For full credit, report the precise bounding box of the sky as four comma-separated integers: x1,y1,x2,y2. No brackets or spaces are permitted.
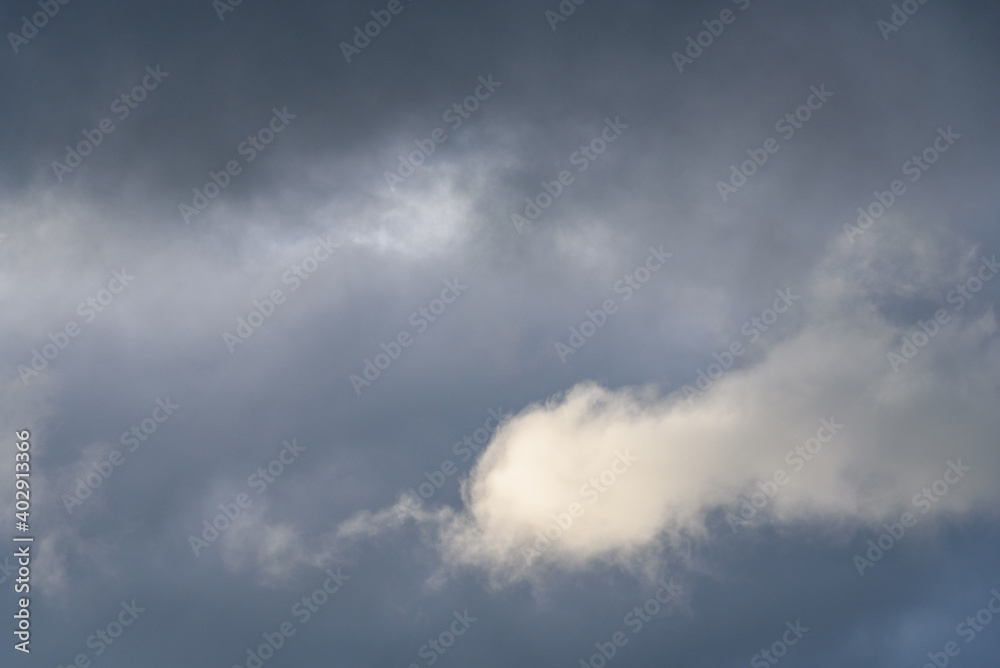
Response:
1,0,1000,666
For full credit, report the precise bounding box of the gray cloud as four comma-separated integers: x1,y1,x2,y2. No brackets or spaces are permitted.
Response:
1,0,999,666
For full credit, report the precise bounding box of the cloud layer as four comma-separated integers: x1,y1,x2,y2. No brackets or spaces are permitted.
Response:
340,224,1000,586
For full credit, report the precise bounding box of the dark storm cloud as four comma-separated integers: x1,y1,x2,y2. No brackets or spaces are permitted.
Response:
1,0,999,666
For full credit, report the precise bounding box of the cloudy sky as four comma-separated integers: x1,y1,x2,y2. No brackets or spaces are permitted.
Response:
2,0,1000,666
